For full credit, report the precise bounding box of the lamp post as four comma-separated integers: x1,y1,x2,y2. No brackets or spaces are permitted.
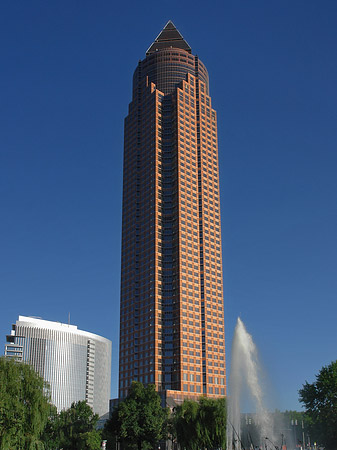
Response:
301,421,305,450
291,419,298,449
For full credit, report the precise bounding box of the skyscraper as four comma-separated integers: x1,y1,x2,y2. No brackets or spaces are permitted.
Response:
119,21,226,403
5,316,111,416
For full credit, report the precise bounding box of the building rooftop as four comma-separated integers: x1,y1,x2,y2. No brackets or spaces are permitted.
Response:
13,315,111,344
146,20,191,55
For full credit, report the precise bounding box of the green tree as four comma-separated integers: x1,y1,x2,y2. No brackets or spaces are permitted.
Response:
299,360,337,450
104,382,169,450
174,397,227,450
198,397,227,449
0,356,52,450
102,408,118,450
41,405,61,450
56,400,101,450
174,399,199,450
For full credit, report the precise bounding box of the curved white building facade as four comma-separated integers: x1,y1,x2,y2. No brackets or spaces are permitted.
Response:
5,316,111,417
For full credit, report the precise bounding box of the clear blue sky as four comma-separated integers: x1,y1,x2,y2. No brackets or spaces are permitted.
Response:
1,0,336,411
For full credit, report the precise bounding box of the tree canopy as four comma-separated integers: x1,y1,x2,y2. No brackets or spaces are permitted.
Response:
174,397,227,450
0,356,52,450
45,400,101,450
174,398,199,450
104,382,169,450
299,360,337,450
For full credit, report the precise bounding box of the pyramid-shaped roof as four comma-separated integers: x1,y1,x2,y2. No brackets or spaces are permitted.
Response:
146,21,191,55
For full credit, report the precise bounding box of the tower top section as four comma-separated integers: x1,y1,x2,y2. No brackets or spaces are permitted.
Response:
146,20,192,55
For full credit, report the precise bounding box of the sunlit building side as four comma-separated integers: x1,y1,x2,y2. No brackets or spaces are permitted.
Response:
119,21,226,404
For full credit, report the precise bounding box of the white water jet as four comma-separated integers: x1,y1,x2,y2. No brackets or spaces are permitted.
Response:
227,318,275,450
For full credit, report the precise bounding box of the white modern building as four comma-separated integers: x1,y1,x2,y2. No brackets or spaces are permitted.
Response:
5,315,111,417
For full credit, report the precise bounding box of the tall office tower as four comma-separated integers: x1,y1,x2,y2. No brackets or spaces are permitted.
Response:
5,316,111,416
119,21,226,403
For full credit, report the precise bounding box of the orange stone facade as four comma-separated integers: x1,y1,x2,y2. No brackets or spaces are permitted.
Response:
119,22,226,403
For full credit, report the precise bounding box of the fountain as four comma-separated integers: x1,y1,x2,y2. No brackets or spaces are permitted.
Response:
227,318,277,450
